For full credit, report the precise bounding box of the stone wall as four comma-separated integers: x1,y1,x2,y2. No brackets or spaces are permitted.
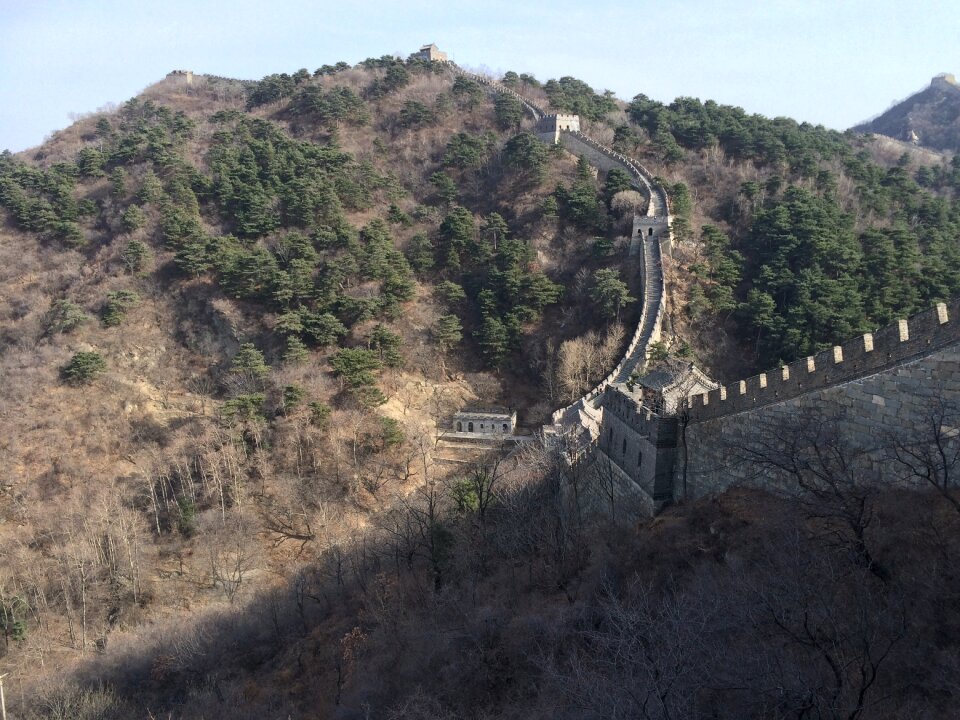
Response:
686,300,960,422
596,387,678,507
549,133,670,427
451,61,671,446
679,341,960,500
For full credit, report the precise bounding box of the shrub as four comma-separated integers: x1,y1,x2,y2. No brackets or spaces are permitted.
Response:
101,290,140,327
61,351,107,385
44,299,86,334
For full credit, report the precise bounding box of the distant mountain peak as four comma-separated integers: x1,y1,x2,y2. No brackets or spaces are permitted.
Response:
855,73,960,152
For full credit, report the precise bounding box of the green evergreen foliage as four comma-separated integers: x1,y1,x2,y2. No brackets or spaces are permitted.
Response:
61,351,107,385
541,195,559,217
398,100,435,129
283,335,310,364
120,205,146,233
628,94,849,172
77,148,107,177
246,73,300,109
429,171,458,205
309,400,332,427
603,167,633,205
282,384,306,412
121,238,151,273
290,85,369,127
314,62,350,77
503,132,549,181
476,314,509,367
443,132,492,169
0,596,27,644
557,168,602,231
176,496,197,536
451,76,484,108
434,314,463,353
519,73,540,88
231,343,271,379
482,213,509,250
110,167,128,196
494,93,524,130
330,348,383,388
740,187,866,364
435,280,467,305
647,340,669,363
590,268,635,321
44,299,87,334
438,207,475,269
387,204,412,226
207,115,383,237
368,324,404,367
405,232,434,274
101,290,140,327
543,76,617,121
365,62,410,98
222,393,266,423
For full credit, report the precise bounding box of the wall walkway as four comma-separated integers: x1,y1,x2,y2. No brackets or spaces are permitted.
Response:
451,65,672,443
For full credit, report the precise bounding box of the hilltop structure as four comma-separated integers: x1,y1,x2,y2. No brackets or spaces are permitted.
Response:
166,70,194,84
416,44,448,63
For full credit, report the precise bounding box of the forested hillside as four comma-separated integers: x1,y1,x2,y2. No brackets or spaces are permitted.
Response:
2,53,960,719
0,55,647,717
617,92,960,370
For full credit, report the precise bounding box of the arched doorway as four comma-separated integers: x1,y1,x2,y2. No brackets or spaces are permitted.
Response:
457,421,462,431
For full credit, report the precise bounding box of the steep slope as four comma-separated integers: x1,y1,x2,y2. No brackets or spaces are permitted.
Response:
0,54,657,699
855,73,960,152
4,52,960,720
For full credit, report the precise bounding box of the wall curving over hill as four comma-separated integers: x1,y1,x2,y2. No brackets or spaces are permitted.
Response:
452,64,672,441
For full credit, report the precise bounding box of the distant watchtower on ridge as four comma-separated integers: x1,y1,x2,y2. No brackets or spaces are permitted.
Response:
166,70,194,85
931,73,958,91
416,44,448,63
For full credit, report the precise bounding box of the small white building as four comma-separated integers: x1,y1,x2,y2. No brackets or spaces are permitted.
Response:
452,406,516,436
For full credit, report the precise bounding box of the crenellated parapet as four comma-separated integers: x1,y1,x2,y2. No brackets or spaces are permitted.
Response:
450,65,546,121
687,300,960,422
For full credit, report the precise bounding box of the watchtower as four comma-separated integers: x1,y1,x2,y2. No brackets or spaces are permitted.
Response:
537,114,580,144
166,70,194,85
416,44,448,63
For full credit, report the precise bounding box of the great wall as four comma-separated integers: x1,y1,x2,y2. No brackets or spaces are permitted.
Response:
451,64,672,443
450,53,960,514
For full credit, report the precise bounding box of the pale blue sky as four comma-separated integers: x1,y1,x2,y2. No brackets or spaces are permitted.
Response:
1,0,957,152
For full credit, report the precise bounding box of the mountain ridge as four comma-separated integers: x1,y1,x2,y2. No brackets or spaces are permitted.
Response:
854,72,960,152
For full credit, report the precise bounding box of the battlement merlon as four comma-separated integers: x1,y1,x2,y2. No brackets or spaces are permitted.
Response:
687,300,960,422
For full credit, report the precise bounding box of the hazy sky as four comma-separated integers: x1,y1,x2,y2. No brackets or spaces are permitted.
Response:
1,0,958,152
